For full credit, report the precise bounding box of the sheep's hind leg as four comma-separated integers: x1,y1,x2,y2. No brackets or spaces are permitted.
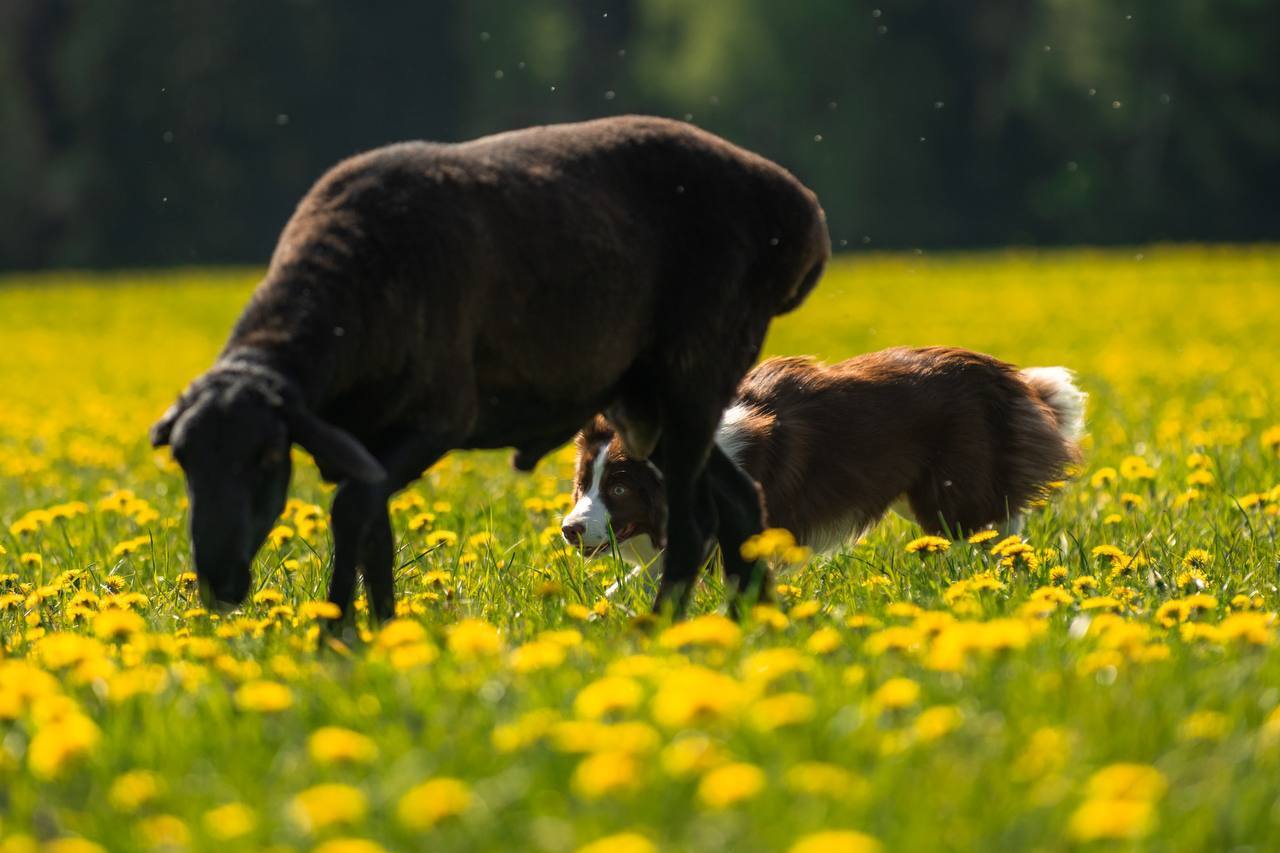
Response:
650,404,721,617
707,446,769,616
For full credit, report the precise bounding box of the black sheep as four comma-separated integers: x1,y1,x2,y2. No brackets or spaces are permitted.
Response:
150,115,829,622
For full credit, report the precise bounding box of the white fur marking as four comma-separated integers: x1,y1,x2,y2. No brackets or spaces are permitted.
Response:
715,403,754,465
562,451,612,547
1021,366,1087,441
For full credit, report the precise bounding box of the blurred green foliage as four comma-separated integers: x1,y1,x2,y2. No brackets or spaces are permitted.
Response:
1,0,1276,269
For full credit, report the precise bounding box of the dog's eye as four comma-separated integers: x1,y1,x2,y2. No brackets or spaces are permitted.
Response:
610,484,628,497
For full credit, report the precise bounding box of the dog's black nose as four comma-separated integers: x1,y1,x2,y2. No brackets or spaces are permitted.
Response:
562,522,585,544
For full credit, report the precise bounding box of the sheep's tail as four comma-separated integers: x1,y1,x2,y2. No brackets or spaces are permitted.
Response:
1019,366,1087,442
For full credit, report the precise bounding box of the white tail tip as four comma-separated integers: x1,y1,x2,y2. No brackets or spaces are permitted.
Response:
1021,366,1087,441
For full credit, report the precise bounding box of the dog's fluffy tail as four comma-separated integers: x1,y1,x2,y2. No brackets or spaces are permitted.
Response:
1020,366,1087,442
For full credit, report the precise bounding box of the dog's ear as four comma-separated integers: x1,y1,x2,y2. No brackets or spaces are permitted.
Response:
290,409,386,484
149,403,184,448
577,414,615,450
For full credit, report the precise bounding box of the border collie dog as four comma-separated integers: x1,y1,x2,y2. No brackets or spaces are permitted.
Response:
562,347,1085,589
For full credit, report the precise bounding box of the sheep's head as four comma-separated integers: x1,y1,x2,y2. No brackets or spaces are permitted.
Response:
150,366,384,609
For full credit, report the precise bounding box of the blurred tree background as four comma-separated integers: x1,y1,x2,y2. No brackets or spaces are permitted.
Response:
1,0,1276,270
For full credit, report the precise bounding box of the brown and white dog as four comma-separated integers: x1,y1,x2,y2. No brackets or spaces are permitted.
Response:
562,347,1085,591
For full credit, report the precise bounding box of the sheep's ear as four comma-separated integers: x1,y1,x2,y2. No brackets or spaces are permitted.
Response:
149,404,183,448
290,410,386,484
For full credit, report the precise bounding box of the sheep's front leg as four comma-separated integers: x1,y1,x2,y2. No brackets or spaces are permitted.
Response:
360,503,396,622
327,479,384,631
326,436,448,632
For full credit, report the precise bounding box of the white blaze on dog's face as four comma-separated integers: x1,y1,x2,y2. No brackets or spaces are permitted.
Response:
562,418,665,555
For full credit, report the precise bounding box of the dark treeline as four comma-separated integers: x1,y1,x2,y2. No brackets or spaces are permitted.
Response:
2,0,1277,270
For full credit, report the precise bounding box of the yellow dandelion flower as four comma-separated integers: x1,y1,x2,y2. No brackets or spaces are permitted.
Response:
870,677,920,711
396,777,472,830
1085,763,1168,801
572,750,641,799
313,839,388,853
563,602,592,621
108,769,163,813
203,803,256,840
790,599,822,619
1012,727,1070,780
650,666,747,728
233,680,293,713
576,832,655,853
1175,568,1207,591
376,618,427,649
299,600,342,621
864,626,924,656
1261,425,1280,454
788,830,882,853
574,677,644,720
905,535,950,555
1068,799,1156,842
136,815,189,849
92,609,145,642
1090,466,1118,488
266,525,294,548
697,761,765,809
290,784,367,832
1186,469,1214,487
510,639,567,673
741,647,812,685
251,588,284,606
1118,455,1155,480
806,626,842,655
308,726,378,765
1119,491,1145,509
748,692,816,731
425,529,458,548
44,839,106,853
446,618,503,658
657,613,741,650
752,604,790,630
1182,548,1212,570
28,713,100,779
1218,611,1273,645
1178,711,1228,742
783,762,866,800
914,705,963,741
1072,575,1099,595
660,733,726,778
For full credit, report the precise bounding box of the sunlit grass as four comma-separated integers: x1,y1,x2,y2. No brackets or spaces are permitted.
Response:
2,245,1280,851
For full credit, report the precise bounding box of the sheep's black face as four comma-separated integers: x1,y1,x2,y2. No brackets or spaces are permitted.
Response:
164,387,292,608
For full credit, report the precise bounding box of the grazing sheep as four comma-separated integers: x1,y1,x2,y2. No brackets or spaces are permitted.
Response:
150,115,829,622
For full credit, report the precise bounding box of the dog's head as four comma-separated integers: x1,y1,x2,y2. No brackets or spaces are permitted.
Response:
562,416,666,554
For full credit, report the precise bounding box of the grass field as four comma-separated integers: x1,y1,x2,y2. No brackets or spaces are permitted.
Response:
2,246,1280,852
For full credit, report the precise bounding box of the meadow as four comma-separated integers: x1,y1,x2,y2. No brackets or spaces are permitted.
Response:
2,245,1280,852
